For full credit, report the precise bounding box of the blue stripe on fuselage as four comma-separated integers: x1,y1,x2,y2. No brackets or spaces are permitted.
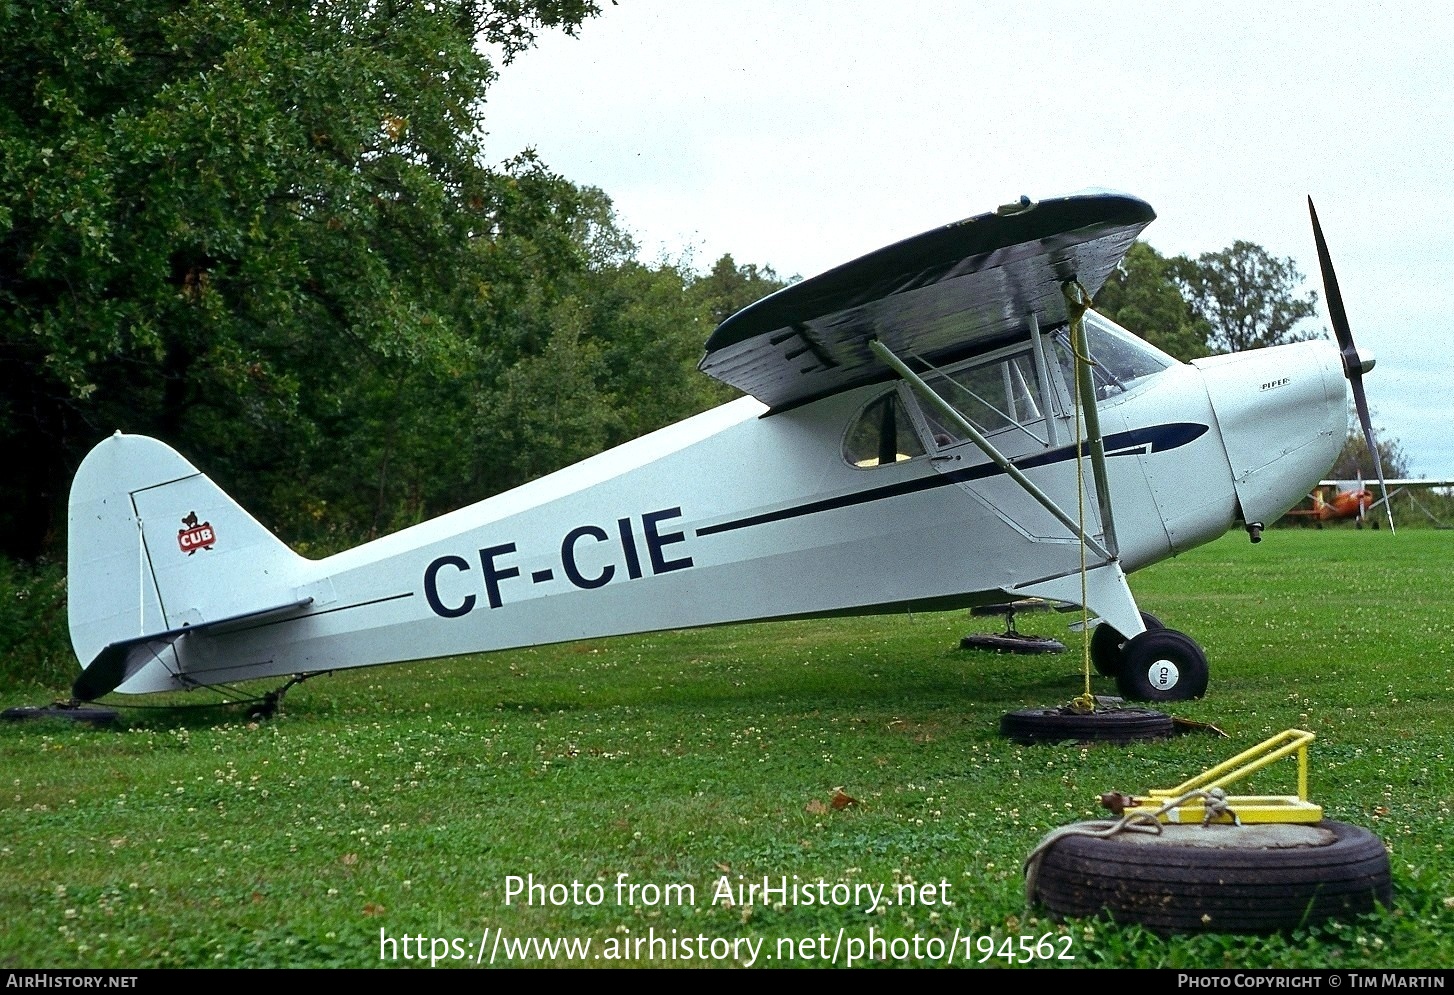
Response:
695,422,1207,537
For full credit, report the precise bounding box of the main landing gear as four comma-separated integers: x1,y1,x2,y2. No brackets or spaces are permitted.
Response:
1090,613,1209,702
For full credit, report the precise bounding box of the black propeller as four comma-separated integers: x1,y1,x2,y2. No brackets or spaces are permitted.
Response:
1308,197,1394,532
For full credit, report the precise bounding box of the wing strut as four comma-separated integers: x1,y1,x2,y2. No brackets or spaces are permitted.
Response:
1064,283,1121,560
1027,313,1062,449
867,338,1112,562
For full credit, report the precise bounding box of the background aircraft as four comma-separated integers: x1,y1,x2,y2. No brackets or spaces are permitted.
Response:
1284,476,1454,528
63,193,1385,706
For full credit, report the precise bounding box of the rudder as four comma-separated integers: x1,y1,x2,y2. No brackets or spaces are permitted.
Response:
68,433,307,693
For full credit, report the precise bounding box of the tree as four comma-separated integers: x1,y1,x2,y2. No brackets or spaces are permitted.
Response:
691,254,792,327
1167,242,1320,353
0,0,601,559
1326,422,1411,482
1092,241,1211,362
477,236,735,498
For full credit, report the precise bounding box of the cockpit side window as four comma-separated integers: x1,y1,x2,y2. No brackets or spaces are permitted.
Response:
917,350,1049,448
843,389,926,468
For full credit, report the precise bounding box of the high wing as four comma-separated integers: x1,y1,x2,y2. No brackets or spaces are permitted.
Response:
699,191,1155,409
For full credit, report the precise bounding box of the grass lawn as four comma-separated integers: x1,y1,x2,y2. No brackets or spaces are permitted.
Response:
2,528,1452,969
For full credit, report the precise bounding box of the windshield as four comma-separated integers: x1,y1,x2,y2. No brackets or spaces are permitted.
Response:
1054,311,1176,400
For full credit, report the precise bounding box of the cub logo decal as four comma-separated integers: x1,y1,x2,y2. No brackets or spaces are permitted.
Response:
177,511,216,555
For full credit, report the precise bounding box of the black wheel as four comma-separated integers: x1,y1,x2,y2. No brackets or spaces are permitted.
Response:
1115,628,1208,701
1089,611,1163,678
1031,819,1392,934
999,706,1172,745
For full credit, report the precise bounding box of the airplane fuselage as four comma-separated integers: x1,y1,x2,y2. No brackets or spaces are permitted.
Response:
73,329,1347,696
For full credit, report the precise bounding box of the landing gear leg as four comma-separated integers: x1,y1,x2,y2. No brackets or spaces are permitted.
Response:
249,671,329,720
1015,562,1211,701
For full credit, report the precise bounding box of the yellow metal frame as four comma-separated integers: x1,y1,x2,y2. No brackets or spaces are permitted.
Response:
1132,729,1323,824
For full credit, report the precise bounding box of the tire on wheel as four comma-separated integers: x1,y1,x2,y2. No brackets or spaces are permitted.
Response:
1030,819,1392,934
999,706,1173,745
1089,611,1163,679
1115,628,1208,701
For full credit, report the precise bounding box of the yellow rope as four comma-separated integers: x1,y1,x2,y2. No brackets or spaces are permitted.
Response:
1022,786,1233,905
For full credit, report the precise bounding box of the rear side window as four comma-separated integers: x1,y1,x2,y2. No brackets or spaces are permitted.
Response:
843,391,926,467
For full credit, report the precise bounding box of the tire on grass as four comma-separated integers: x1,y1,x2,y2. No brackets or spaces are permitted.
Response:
1115,627,1209,702
1,705,119,726
960,633,1065,654
1030,819,1392,934
999,706,1173,745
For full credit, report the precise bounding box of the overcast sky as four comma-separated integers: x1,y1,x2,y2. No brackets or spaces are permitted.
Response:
481,2,1454,478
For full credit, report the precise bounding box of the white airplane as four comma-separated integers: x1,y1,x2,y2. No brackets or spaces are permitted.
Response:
65,192,1379,706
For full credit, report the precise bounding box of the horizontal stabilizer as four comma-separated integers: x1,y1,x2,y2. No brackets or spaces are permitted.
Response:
71,598,313,701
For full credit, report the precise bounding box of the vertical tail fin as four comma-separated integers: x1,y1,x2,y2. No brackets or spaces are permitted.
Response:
68,433,308,695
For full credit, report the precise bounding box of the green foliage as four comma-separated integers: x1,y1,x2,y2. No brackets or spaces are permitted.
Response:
1093,242,1211,362
1328,425,1412,482
0,0,800,561
1097,240,1326,361
0,557,71,689
691,253,792,327
1168,241,1321,354
280,204,770,544
0,0,602,559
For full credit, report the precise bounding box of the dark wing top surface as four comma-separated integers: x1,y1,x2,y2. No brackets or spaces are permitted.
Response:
700,192,1155,408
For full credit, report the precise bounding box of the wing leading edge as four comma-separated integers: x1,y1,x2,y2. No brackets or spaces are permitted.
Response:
700,192,1155,408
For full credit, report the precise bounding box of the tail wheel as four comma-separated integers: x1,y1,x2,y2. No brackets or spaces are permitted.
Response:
1115,628,1209,702
1088,611,1163,678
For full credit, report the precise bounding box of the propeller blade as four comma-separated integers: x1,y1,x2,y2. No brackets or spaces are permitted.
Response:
1308,197,1395,533
1351,377,1394,532
1309,198,1355,362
